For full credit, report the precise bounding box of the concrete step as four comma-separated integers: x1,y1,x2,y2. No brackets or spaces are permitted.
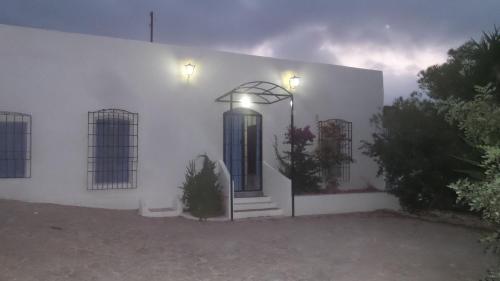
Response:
234,201,277,211
234,207,283,219
234,191,264,198
234,196,272,204
232,196,283,219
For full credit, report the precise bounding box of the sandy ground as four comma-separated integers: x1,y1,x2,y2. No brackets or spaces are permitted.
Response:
0,199,495,281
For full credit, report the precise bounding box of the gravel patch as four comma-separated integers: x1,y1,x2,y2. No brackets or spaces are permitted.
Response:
0,199,495,281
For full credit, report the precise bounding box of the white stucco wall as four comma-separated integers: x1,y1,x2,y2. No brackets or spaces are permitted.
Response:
295,193,400,216
216,160,232,219
262,161,292,216
0,24,385,210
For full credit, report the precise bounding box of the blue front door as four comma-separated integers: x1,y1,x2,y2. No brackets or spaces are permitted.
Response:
223,108,262,192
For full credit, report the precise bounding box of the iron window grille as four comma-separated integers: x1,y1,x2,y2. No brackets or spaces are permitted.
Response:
0,112,31,178
87,109,138,190
317,119,352,183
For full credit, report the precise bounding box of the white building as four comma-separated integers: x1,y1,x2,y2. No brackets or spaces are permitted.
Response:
0,24,398,219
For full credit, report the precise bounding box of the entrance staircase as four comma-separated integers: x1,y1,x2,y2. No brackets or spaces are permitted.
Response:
233,196,282,219
217,159,289,220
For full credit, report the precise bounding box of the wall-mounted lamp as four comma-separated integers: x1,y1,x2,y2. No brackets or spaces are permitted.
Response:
289,75,300,89
184,63,196,80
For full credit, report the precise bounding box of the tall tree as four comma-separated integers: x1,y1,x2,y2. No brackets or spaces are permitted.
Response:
362,26,499,211
418,27,500,101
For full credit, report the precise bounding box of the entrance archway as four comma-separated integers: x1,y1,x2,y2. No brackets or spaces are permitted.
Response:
215,81,295,220
223,108,263,196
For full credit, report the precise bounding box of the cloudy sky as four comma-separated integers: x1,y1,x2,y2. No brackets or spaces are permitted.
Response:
1,0,499,103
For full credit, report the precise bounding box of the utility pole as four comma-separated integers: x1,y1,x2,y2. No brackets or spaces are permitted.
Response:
149,11,154,42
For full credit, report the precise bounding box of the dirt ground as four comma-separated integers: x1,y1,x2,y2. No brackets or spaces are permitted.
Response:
0,199,495,281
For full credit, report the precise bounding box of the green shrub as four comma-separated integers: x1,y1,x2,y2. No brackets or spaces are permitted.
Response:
361,93,475,211
180,154,224,220
362,26,500,212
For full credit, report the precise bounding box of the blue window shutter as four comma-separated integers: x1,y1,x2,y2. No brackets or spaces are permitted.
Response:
0,122,27,178
94,119,130,184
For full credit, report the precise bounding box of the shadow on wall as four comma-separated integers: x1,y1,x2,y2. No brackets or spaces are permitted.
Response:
91,69,144,107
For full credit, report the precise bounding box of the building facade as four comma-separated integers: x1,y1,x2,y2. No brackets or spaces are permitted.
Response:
0,24,398,217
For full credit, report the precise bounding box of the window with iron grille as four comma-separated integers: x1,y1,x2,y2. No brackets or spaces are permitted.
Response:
87,109,138,190
0,112,31,178
317,119,352,183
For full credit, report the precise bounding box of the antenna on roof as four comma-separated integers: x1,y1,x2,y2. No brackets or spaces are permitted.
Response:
149,11,154,43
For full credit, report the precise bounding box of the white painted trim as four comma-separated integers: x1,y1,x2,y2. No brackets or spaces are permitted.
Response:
262,161,292,216
217,160,232,220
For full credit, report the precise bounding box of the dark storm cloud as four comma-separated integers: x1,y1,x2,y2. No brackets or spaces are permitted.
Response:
1,0,499,103
2,0,497,45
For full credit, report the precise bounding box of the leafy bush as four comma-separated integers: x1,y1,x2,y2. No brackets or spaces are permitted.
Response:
274,126,321,194
361,93,476,211
441,85,500,146
361,26,499,212
180,154,224,220
441,85,500,280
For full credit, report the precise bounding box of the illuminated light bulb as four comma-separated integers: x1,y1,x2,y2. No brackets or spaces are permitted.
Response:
184,63,195,77
240,95,252,108
289,75,300,89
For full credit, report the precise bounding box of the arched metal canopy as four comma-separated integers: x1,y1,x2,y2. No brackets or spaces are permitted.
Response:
215,81,293,104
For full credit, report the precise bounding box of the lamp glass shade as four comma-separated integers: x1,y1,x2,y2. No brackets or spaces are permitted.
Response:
184,63,195,76
290,75,300,88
